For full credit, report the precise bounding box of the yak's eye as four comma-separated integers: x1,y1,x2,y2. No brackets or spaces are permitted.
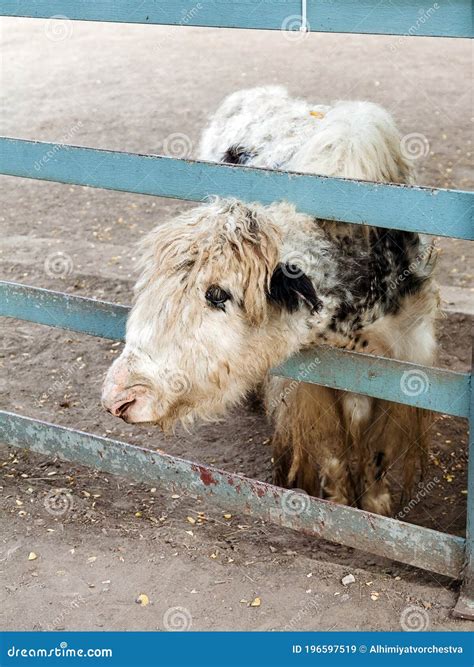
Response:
205,285,231,310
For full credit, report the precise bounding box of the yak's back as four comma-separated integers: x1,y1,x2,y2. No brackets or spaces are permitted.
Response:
198,86,414,185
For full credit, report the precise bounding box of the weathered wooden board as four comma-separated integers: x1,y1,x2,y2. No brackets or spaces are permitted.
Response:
0,410,465,579
273,348,471,419
0,280,128,340
1,0,472,37
0,281,470,417
1,138,473,240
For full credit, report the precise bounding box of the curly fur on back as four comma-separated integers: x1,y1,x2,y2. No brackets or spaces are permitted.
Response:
199,85,414,183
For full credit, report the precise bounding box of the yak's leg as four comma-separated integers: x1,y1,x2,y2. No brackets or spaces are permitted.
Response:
358,445,393,517
266,378,355,505
353,401,431,516
398,405,432,508
318,455,355,506
341,394,393,516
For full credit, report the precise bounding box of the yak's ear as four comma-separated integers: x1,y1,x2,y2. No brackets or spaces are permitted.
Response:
268,263,323,314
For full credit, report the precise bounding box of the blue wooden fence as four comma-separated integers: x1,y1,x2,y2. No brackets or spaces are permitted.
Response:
0,138,472,241
1,0,472,37
0,1,473,618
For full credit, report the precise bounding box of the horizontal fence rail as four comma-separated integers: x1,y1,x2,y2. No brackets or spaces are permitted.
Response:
0,281,129,341
273,350,471,419
1,0,472,38
1,138,473,240
0,281,470,418
0,411,465,579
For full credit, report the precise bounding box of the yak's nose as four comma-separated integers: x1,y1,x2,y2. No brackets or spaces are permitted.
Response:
102,354,158,424
107,398,136,419
102,372,156,424
101,367,137,419
102,384,156,424
102,383,136,418
102,354,135,418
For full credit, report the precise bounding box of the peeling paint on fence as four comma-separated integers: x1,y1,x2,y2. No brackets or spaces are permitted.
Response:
0,410,465,579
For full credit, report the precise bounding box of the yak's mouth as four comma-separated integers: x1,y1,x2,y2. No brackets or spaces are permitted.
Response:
117,398,193,432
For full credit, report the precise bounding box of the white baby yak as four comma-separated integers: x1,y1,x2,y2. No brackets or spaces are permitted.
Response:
102,86,438,516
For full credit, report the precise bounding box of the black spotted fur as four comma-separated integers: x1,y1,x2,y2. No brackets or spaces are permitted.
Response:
222,145,256,165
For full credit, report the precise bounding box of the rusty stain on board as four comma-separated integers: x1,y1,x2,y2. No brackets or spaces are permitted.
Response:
194,464,218,487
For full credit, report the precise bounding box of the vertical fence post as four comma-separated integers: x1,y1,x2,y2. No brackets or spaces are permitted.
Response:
453,347,474,619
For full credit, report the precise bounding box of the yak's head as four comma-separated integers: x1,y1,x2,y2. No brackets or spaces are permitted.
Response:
102,199,324,430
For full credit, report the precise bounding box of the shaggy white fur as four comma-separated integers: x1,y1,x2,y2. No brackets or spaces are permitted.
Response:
102,87,438,516
199,85,414,183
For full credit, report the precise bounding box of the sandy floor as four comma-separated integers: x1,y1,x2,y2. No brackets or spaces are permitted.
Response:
0,19,472,631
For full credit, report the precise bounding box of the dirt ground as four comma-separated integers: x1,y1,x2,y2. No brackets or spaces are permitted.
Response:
0,19,473,632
